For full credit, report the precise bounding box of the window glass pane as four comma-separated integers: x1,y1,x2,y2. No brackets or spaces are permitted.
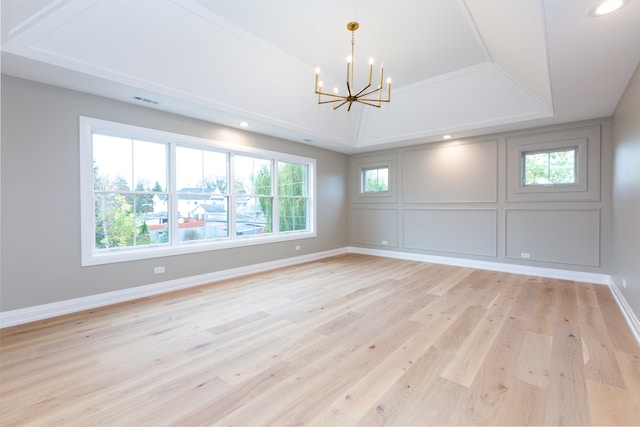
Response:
95,193,135,249
93,134,169,251
235,155,272,235
93,134,133,191
176,146,227,191
278,162,307,196
93,135,167,192
279,198,307,232
236,196,271,235
362,167,389,192
523,148,576,186
235,155,272,195
133,140,167,192
177,195,229,241
140,207,169,245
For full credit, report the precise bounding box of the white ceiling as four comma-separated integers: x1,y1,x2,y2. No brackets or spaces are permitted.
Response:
2,0,639,153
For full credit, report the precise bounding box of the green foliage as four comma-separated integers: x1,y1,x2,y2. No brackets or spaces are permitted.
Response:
254,165,273,232
363,168,388,192
524,149,575,185
253,162,308,233
134,180,154,214
94,168,163,249
96,193,135,248
278,162,307,231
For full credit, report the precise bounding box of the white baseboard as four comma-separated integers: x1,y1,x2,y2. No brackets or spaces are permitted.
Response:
3,246,637,344
348,247,611,284
0,248,348,328
607,278,640,345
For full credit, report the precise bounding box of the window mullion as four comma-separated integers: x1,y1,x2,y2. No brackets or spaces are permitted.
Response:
272,159,279,234
229,153,237,238
169,142,179,246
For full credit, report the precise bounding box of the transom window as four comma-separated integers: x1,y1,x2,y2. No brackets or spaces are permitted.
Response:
522,147,577,186
80,117,315,266
361,166,389,193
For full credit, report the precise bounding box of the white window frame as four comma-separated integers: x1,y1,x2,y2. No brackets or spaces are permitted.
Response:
516,138,587,194
361,165,390,194
357,161,392,199
80,117,316,266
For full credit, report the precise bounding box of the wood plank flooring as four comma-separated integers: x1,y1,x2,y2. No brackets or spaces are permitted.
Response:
1,254,639,426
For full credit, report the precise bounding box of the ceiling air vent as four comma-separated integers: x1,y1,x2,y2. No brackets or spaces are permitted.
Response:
133,96,159,105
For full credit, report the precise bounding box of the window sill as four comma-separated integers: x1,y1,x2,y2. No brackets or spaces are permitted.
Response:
82,231,316,266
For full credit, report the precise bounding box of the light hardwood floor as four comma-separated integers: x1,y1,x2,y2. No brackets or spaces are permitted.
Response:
1,254,639,426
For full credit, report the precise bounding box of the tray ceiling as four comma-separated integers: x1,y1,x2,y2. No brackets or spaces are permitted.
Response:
2,0,639,153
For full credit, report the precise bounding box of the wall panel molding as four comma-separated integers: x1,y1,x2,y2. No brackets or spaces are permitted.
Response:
403,208,498,257
505,209,600,266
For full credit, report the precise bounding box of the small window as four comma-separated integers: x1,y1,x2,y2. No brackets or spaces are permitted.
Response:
362,166,389,193
522,147,577,186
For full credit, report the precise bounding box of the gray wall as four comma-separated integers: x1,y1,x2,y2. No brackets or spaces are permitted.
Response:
350,120,612,274
0,76,349,311
611,63,640,318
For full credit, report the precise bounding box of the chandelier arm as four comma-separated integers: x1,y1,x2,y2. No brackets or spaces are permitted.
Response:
346,80,353,97
356,99,383,108
358,92,390,102
353,83,373,98
315,91,349,100
357,87,383,98
359,97,390,103
318,99,344,105
333,100,349,110
358,98,391,105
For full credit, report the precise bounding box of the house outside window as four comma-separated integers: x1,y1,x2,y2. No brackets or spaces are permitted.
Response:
80,117,316,266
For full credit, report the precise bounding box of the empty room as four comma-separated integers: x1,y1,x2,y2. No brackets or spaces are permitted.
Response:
1,0,639,425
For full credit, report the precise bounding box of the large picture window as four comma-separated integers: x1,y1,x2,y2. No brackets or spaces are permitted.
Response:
80,117,315,265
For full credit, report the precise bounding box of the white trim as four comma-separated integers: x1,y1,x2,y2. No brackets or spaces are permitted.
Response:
0,248,348,328
348,247,611,284
4,246,638,345
80,116,317,266
607,278,640,345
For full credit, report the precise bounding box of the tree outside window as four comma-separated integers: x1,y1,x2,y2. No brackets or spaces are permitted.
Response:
362,166,389,193
522,148,576,186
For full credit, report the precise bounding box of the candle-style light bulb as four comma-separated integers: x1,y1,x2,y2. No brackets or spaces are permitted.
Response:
368,57,373,84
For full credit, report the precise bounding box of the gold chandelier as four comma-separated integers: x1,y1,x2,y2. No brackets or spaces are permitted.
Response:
315,22,391,111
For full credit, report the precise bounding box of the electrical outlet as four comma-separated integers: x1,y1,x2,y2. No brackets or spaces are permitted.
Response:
154,266,165,274
382,240,388,245
520,252,530,259
622,278,627,289
295,245,301,251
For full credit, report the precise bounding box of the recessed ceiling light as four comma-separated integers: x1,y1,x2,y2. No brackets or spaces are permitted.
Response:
589,0,628,16
239,121,249,127
443,134,452,140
